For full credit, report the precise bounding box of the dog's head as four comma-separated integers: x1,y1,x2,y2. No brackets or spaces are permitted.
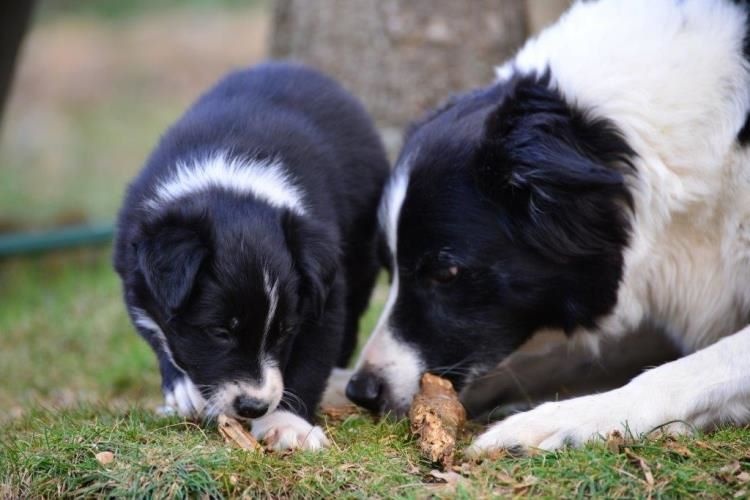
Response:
135,193,337,419
347,74,635,415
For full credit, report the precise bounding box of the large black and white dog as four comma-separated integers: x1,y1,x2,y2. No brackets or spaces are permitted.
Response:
347,0,750,454
114,62,388,450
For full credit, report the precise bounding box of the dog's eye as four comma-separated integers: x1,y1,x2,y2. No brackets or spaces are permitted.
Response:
229,317,239,331
431,266,459,285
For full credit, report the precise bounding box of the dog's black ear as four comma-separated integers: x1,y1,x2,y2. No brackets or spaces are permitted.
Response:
473,78,631,201
471,77,634,260
136,225,208,312
283,212,339,319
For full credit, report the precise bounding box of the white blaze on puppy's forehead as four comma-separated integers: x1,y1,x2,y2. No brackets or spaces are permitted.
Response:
205,359,284,419
146,151,306,215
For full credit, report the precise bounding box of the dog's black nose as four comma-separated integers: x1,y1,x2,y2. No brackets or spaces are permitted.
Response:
234,395,269,419
345,371,383,412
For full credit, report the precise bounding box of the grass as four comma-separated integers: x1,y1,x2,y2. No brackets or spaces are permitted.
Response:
2,251,750,498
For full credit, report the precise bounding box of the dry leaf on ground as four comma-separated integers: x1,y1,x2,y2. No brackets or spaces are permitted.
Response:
663,437,693,458
95,451,114,465
428,469,465,486
625,448,655,488
606,430,625,453
218,414,262,452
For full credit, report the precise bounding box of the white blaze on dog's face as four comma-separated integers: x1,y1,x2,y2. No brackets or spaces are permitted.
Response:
347,165,425,414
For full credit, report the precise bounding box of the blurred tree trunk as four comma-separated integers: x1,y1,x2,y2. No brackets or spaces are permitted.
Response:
271,0,527,139
0,1,35,125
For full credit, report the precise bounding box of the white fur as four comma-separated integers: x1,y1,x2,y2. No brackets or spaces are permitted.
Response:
251,410,329,451
132,308,209,418
145,151,306,215
355,158,425,411
260,271,280,358
471,0,750,452
131,308,183,374
469,325,750,454
162,376,207,419
379,158,412,252
204,361,284,420
354,272,425,412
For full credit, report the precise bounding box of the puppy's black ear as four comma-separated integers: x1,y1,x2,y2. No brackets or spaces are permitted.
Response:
136,225,208,312
471,77,634,260
283,212,339,318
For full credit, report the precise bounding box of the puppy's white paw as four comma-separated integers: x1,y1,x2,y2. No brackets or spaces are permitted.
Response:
162,376,206,419
251,410,329,451
467,386,687,456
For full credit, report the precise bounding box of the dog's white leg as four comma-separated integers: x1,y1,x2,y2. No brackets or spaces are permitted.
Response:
251,410,329,451
468,325,750,455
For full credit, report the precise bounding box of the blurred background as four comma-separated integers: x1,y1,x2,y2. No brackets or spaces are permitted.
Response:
0,0,569,420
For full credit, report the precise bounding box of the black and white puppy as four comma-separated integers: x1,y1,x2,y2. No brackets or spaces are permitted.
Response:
348,0,750,454
114,62,388,450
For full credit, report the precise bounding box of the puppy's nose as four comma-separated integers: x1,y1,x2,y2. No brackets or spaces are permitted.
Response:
346,370,383,412
233,395,269,419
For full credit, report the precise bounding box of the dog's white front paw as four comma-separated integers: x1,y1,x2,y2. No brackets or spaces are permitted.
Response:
467,386,687,455
251,410,329,451
162,377,206,418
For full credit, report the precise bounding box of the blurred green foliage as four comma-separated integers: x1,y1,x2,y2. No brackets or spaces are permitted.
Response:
37,0,267,23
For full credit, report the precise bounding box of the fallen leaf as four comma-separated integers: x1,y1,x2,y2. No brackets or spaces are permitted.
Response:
218,414,262,452
229,474,238,485
428,469,464,486
625,448,654,488
606,430,625,453
95,451,114,465
451,462,475,476
717,461,743,483
493,470,517,485
695,440,732,459
663,438,693,458
513,475,539,495
734,489,747,498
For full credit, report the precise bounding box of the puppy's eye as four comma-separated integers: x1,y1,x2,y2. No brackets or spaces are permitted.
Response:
211,328,232,344
229,317,239,331
431,266,459,285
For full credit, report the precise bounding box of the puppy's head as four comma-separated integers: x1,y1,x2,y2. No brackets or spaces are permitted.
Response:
347,74,635,415
136,194,336,420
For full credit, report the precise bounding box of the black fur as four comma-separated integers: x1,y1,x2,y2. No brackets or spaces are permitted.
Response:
380,74,635,404
114,62,388,421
